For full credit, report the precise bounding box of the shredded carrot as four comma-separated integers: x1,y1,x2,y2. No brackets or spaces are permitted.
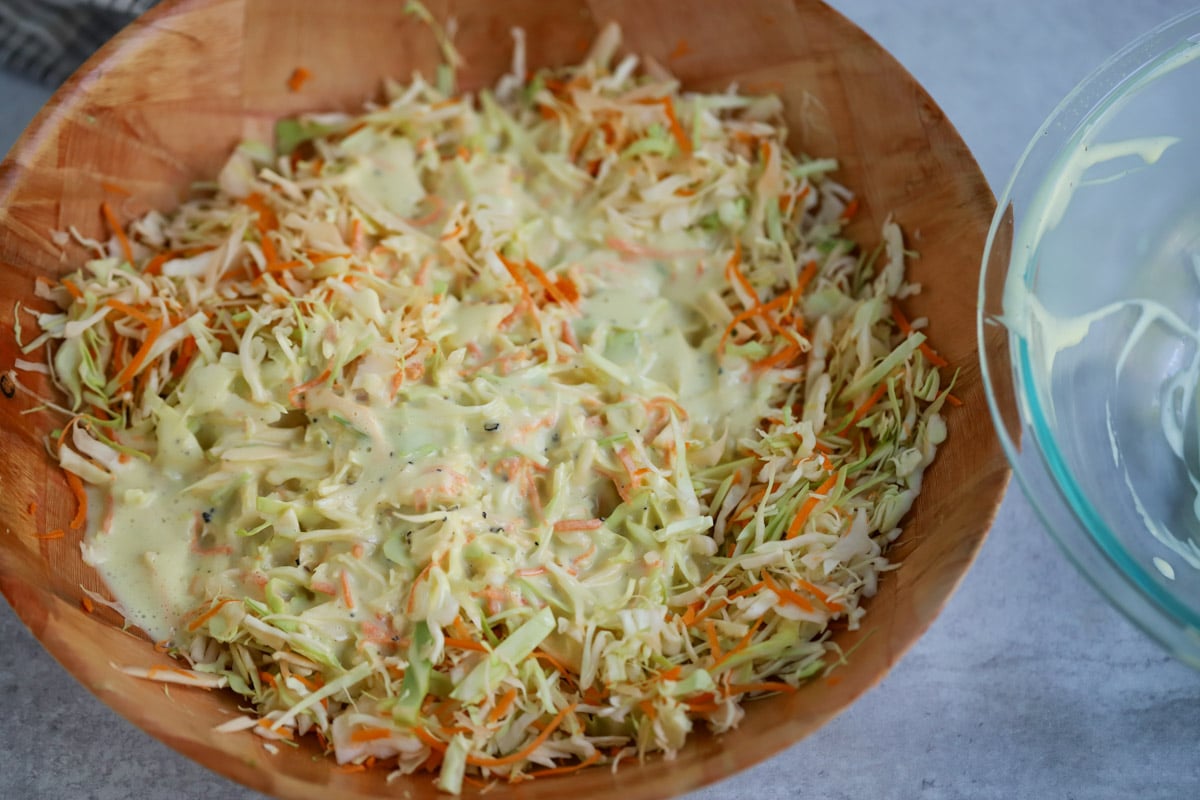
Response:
533,649,576,680
465,703,577,767
786,472,838,539
100,201,134,266
638,698,658,720
552,518,603,532
795,259,819,295
60,278,83,299
693,598,729,625
243,193,278,233
340,570,355,609
669,38,690,60
892,304,950,367
728,580,765,601
443,637,489,653
33,529,64,540
488,687,519,723
796,578,845,613
658,665,683,682
526,751,602,778
114,319,162,390
704,619,722,661
186,598,235,631
725,240,755,306
65,471,87,529
752,343,800,372
412,725,448,752
497,253,540,321
659,97,692,156
287,66,312,93
27,501,37,516
288,366,332,407
142,252,171,276
406,561,435,615
712,618,763,670
350,727,395,744
524,259,576,308
105,298,154,326
825,675,844,687
763,572,815,612
837,378,890,435
840,197,860,221
80,595,95,613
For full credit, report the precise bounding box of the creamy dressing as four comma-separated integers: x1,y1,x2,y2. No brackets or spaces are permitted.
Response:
85,187,780,641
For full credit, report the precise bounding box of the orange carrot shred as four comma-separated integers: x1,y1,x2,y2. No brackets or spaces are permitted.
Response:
186,598,235,631
786,472,837,539
725,240,755,305
350,727,394,744
34,529,64,540
115,319,162,390
945,392,964,407
704,619,722,661
525,751,602,778
465,703,576,767
727,580,765,601
60,278,83,299
659,97,692,156
763,572,815,612
669,38,690,60
341,570,355,609
712,618,763,669
287,66,312,92
443,637,489,653
797,578,845,612
837,379,890,435
412,726,448,752
100,201,134,266
891,305,950,367
658,665,683,682
27,501,37,516
66,471,87,529
552,518,603,532
288,366,332,407
488,687,519,723
81,596,95,613
840,197,860,221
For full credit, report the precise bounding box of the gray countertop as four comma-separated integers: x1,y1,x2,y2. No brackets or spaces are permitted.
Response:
2,1,1198,798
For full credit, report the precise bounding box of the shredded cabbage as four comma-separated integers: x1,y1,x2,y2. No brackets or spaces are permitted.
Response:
31,23,954,791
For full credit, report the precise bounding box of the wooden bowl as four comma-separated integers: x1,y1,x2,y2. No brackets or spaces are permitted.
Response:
0,1,1005,798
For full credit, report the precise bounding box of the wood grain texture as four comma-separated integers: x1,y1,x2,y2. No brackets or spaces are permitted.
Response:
0,1,1008,798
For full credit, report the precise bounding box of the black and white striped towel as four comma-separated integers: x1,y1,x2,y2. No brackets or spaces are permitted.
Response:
0,0,157,86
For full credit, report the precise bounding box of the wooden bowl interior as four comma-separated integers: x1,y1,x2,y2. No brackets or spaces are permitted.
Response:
0,1,1005,798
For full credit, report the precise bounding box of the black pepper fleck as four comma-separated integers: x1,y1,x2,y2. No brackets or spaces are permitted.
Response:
484,421,500,432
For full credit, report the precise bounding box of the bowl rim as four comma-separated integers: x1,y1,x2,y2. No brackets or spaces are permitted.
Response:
978,6,1200,666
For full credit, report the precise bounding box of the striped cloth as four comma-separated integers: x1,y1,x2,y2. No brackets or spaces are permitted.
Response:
0,0,157,85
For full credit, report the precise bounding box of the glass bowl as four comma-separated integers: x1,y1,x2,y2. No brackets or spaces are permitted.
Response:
980,8,1200,667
